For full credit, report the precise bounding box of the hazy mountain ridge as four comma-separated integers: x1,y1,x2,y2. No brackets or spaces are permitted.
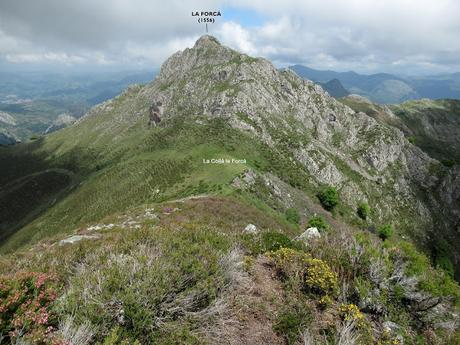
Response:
317,78,350,98
291,64,460,104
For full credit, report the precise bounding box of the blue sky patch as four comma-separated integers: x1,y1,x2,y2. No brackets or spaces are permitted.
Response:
222,6,268,27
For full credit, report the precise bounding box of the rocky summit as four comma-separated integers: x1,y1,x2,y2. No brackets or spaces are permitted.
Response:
143,35,459,267
0,36,459,344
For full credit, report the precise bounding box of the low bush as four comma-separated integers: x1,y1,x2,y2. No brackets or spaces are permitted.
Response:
378,224,393,240
270,248,338,296
317,187,339,211
304,257,339,296
357,202,370,220
339,303,366,327
262,231,294,252
56,226,233,344
273,306,312,344
0,271,60,344
285,208,300,224
307,215,329,231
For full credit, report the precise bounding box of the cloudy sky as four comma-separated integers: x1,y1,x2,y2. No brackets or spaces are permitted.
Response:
0,0,459,75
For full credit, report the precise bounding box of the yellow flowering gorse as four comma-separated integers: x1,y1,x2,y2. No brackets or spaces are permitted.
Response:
269,247,338,296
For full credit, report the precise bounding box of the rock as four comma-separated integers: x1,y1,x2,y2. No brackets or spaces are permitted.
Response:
243,224,258,234
0,111,16,125
296,227,321,244
0,131,17,145
44,113,76,134
383,321,400,333
59,235,99,245
87,223,114,231
148,101,163,127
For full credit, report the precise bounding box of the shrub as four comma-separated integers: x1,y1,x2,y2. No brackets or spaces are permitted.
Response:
0,271,60,344
285,208,300,224
378,333,402,345
378,224,393,240
433,239,455,278
262,231,294,252
339,303,366,328
318,295,333,309
441,159,455,167
390,241,460,305
273,307,311,344
357,203,370,220
269,247,306,271
307,215,329,231
270,248,338,296
304,258,339,296
317,187,339,211
57,226,233,343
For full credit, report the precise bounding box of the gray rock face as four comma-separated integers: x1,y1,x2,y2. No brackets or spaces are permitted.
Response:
0,111,16,126
0,131,17,145
45,113,76,134
138,35,452,245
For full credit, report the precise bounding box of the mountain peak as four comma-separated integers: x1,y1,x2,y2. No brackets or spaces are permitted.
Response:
194,35,221,48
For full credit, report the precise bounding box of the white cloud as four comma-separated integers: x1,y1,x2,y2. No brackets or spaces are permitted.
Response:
0,0,459,74
217,22,256,55
5,52,86,64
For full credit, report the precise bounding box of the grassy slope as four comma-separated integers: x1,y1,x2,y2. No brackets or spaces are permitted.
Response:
0,92,285,252
390,99,460,163
1,196,459,344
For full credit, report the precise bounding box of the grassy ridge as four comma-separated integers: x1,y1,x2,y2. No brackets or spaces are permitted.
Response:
0,113,274,252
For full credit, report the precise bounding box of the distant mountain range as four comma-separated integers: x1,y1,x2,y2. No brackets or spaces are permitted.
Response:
0,70,156,143
290,64,460,104
317,79,350,98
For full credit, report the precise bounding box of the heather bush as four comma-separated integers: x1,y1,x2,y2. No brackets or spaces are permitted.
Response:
55,226,232,344
0,271,60,344
273,305,312,344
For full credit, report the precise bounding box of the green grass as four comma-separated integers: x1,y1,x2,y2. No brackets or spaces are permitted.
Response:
0,112,274,252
